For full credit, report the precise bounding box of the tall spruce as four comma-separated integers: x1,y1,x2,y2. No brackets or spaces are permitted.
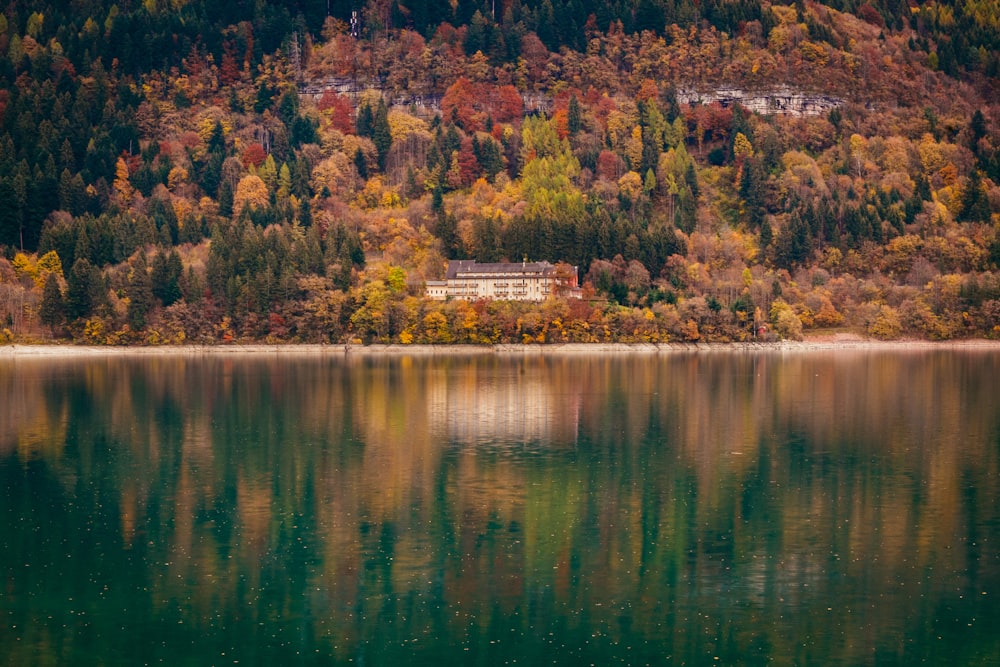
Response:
127,251,155,330
373,99,392,172
39,272,65,334
66,258,102,321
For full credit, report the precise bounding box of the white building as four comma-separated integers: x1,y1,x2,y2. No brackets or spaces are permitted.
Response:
425,260,580,302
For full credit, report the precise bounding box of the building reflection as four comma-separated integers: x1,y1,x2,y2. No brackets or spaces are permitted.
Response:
425,361,581,447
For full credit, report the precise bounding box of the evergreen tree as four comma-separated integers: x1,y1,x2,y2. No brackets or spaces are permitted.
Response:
477,137,505,179
914,173,932,201
39,272,65,334
151,249,183,307
373,100,392,172
760,218,773,248
685,161,700,200
127,251,155,330
568,94,582,136
432,177,444,212
969,109,987,154
356,103,374,138
354,148,369,179
740,158,765,229
66,257,102,321
299,197,313,227
218,180,234,217
960,170,992,223
435,213,463,259
0,179,21,247
774,213,813,268
208,121,226,153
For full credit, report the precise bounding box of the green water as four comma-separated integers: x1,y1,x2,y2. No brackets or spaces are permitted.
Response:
1,350,998,666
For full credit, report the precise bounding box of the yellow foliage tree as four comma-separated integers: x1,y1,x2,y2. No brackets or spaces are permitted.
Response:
11,253,35,282
868,304,902,339
625,126,643,170
618,170,644,201
233,174,270,217
734,132,754,162
387,110,429,142
113,157,136,205
34,251,64,289
167,166,188,191
770,299,803,340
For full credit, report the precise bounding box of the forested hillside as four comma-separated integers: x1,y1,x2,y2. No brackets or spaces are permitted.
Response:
1,0,999,344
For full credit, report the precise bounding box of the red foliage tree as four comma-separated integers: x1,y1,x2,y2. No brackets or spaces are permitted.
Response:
857,4,885,27
597,150,625,181
551,108,569,140
319,91,355,134
442,79,524,132
636,78,659,102
457,137,481,186
442,77,479,130
219,41,241,85
241,144,267,168
492,85,524,124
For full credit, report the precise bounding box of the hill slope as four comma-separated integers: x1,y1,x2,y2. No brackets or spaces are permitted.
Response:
1,0,999,343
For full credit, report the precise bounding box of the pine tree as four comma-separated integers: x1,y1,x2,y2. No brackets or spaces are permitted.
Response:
218,180,234,217
356,103,374,138
354,148,369,179
435,213,462,259
39,272,65,334
127,252,155,330
151,249,183,307
373,99,392,172
960,169,991,223
568,94,582,136
66,258,101,321
774,213,813,268
299,197,313,227
432,177,444,212
969,110,987,154
740,158,765,229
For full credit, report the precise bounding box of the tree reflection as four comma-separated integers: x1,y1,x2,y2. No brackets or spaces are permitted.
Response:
0,351,998,665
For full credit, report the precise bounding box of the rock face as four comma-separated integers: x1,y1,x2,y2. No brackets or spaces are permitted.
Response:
300,78,842,119
677,87,843,116
300,78,553,118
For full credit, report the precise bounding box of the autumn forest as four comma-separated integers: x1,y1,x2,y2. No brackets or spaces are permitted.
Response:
1,0,999,344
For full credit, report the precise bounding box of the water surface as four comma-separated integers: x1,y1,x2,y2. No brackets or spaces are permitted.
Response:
1,350,998,665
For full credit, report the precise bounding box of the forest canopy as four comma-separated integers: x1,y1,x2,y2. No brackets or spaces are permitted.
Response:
1,0,999,344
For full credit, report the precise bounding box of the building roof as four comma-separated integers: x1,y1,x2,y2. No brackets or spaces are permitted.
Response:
445,260,556,279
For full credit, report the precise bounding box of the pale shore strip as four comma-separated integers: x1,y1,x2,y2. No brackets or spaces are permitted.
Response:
4,336,1000,357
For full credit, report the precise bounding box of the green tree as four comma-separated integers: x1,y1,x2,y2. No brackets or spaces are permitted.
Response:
127,252,155,330
350,280,391,342
960,169,992,223
435,213,463,259
567,94,582,136
354,147,369,179
739,157,765,230
969,109,987,154
39,272,65,334
357,103,374,138
152,249,183,307
774,213,813,268
66,258,103,321
373,99,392,172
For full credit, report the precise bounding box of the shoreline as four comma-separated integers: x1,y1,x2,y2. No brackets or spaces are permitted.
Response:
4,337,1000,357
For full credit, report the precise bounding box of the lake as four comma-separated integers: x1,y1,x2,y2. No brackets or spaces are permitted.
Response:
1,349,998,665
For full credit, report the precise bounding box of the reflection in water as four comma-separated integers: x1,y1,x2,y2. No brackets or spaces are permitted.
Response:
0,350,998,665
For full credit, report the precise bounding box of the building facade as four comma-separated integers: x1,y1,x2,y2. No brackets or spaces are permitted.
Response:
426,260,579,302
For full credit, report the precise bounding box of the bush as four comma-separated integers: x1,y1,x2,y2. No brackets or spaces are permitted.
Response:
867,305,902,339
770,300,803,340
